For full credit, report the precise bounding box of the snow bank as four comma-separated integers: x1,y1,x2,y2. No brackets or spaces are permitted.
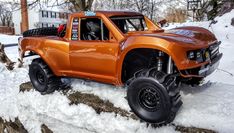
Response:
0,34,20,45
0,48,177,133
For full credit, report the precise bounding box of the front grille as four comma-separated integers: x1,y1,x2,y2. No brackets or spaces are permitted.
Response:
198,41,220,62
209,41,220,60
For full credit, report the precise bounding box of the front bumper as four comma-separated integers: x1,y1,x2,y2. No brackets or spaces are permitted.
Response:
180,53,222,77
198,53,222,77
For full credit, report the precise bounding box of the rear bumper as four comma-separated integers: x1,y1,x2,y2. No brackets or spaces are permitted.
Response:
180,53,222,77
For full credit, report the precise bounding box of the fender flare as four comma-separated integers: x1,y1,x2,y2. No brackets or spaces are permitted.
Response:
21,48,60,76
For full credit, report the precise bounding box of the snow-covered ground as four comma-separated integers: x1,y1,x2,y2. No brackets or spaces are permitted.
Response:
0,10,234,133
0,34,21,45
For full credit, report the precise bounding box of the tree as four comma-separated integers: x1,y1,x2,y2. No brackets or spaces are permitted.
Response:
23,0,191,23
0,3,12,26
68,0,94,11
165,7,187,23
93,0,177,22
189,0,234,21
27,0,94,12
0,1,18,27
219,0,234,15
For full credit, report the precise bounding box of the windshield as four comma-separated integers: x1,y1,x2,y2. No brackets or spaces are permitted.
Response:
110,16,148,34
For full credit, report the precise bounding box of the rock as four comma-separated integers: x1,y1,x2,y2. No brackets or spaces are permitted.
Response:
175,125,216,133
0,117,28,133
0,117,5,133
0,43,16,70
41,124,53,133
18,58,24,68
19,82,33,92
231,18,234,26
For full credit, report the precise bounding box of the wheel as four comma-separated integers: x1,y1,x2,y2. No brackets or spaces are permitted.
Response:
29,58,61,94
127,68,182,124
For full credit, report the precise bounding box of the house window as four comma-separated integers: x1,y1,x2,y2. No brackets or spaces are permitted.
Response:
51,12,56,18
42,11,48,18
59,13,64,19
55,12,58,18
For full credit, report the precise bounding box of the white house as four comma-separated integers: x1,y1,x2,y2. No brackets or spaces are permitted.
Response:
12,7,69,35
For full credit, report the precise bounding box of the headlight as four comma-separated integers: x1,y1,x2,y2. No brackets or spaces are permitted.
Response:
187,50,204,62
188,51,195,59
196,51,201,58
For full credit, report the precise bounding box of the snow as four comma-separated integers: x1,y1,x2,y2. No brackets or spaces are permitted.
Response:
0,34,21,45
0,10,234,133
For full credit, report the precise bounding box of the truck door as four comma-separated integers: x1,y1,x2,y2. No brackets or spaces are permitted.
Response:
69,17,120,80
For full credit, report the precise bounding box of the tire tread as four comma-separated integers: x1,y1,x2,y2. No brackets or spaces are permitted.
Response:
128,68,182,125
30,58,61,94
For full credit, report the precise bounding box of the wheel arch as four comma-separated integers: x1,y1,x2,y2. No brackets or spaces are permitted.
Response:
117,45,178,84
21,48,60,76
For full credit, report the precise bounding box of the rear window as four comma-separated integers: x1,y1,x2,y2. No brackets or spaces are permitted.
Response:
110,16,148,33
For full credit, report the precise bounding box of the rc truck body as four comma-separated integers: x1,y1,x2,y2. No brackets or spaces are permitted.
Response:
18,11,222,124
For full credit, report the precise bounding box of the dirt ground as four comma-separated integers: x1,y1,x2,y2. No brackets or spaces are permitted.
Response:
67,91,138,120
174,125,216,133
0,116,54,133
0,117,27,133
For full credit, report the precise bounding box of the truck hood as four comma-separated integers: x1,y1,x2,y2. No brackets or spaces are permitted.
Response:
128,26,217,46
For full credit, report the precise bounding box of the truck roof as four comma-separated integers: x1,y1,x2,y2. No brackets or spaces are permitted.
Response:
70,11,142,18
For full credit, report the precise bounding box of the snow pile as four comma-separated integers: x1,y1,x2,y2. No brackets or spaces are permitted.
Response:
0,34,20,45
207,10,234,85
0,47,176,133
0,10,234,133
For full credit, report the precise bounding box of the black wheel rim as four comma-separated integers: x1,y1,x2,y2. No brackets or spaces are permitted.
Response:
36,70,45,85
138,86,161,111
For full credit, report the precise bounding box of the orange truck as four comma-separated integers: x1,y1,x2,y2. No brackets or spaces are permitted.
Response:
18,11,222,125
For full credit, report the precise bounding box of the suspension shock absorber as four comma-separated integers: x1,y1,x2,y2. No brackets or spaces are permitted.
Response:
156,51,164,71
167,56,173,74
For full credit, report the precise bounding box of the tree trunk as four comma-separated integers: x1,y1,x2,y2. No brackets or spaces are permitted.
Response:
0,43,15,70
219,1,234,16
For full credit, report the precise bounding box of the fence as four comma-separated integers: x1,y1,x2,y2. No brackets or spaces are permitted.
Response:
0,26,15,35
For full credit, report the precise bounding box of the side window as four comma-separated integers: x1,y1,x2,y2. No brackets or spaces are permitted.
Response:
80,18,110,41
71,17,79,40
126,18,147,31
